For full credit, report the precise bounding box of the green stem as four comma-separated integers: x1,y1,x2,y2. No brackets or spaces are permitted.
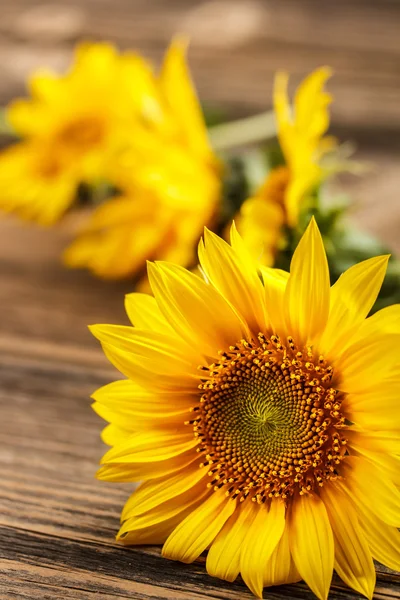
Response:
208,110,276,151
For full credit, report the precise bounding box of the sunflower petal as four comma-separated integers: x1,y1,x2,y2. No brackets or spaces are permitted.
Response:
240,499,286,598
100,430,197,464
118,481,209,540
264,522,301,588
90,325,200,391
344,385,400,430
261,266,289,335
118,511,190,546
337,332,400,393
162,491,236,563
125,292,173,333
206,499,256,583
284,218,330,345
321,483,375,600
319,256,389,357
342,456,400,527
147,261,244,356
92,380,193,430
161,38,213,160
121,464,208,519
346,430,400,486
346,429,400,455
97,449,197,482
355,499,400,572
100,422,131,446
289,492,334,600
355,302,400,338
198,227,266,336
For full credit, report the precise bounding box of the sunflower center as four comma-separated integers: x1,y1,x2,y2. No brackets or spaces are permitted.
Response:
192,333,347,502
58,117,105,150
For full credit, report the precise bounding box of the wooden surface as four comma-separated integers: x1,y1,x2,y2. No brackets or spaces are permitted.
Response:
0,1,400,599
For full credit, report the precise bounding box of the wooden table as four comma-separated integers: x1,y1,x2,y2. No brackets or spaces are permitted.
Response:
1,1,400,598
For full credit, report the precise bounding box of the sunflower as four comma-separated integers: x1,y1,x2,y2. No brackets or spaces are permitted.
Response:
0,42,157,224
236,68,335,265
64,40,221,279
90,217,399,599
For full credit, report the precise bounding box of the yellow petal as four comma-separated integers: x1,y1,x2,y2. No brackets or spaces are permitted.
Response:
342,456,400,527
162,490,236,563
274,68,333,226
273,71,291,154
264,522,301,588
357,303,400,337
100,430,197,465
118,481,209,540
236,196,284,267
90,325,197,368
124,292,173,333
121,464,208,520
240,499,286,598
92,380,194,429
261,266,289,336
285,170,319,230
343,384,400,430
93,399,191,433
294,67,332,139
92,378,195,406
337,332,400,394
147,261,244,357
319,255,389,357
100,422,131,446
321,483,375,600
346,429,400,455
289,492,334,600
345,430,400,486
229,220,267,274
355,499,400,572
118,511,190,546
161,38,213,161
90,325,201,392
284,218,330,345
97,449,197,482
198,227,266,336
206,499,257,583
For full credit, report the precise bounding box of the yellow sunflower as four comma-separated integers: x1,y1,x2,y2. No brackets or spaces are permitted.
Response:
0,42,158,224
236,68,335,265
64,41,221,280
90,218,399,599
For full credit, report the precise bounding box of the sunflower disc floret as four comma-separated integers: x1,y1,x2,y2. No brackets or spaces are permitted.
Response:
194,333,346,502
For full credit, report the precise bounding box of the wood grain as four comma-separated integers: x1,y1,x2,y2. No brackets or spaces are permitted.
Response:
0,0,400,598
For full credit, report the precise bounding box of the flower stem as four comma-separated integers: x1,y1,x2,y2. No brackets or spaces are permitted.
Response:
208,110,276,151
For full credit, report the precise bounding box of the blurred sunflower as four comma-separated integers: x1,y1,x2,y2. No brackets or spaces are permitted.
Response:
63,41,221,280
0,42,172,224
91,218,399,599
236,68,335,265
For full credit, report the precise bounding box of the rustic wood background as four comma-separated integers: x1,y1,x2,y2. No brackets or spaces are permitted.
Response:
0,1,399,599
